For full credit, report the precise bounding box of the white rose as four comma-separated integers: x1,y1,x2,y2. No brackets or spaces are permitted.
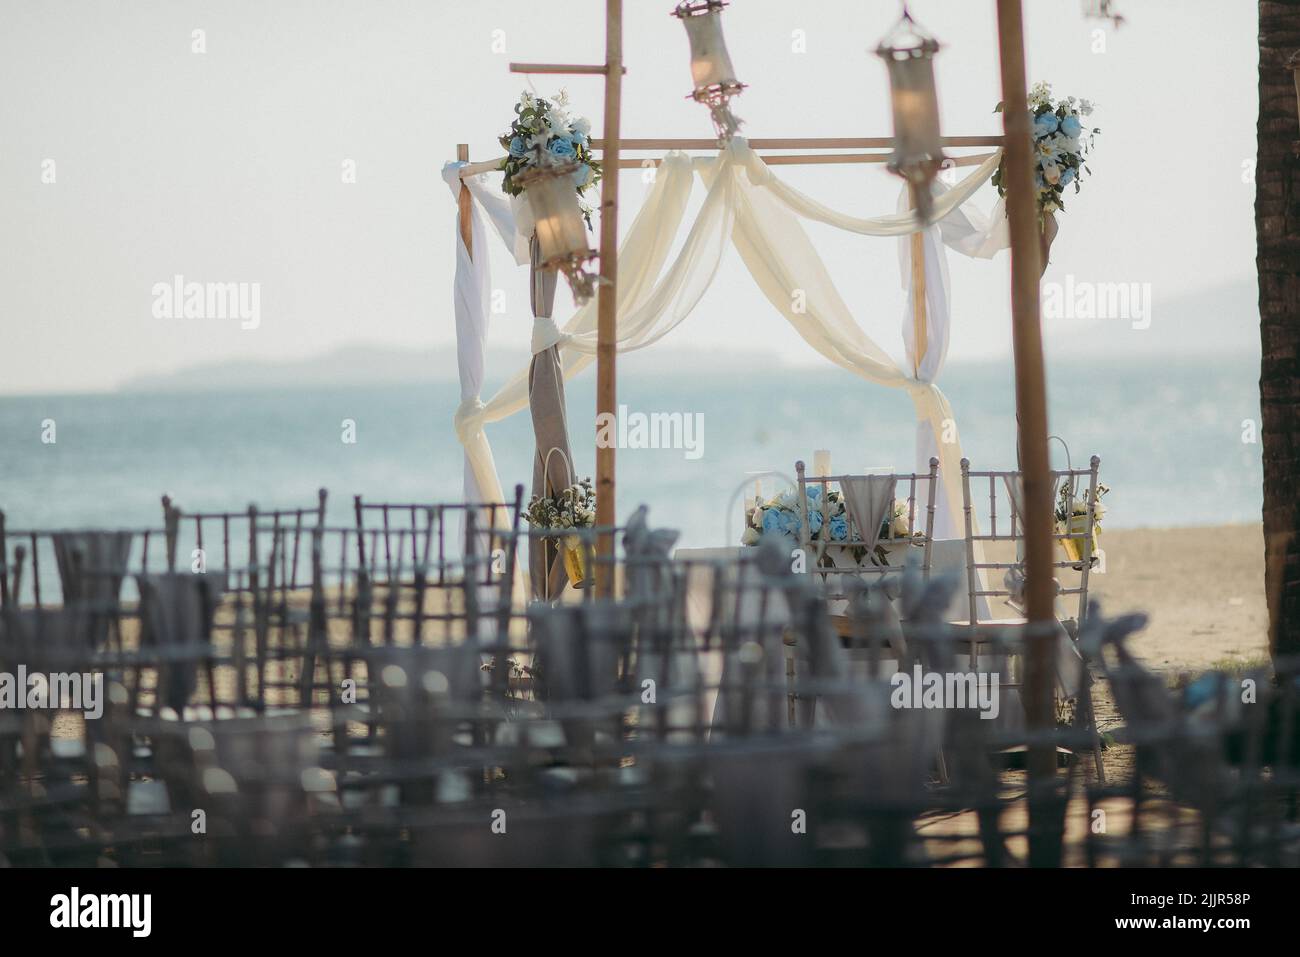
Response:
741,527,760,545
1043,163,1061,185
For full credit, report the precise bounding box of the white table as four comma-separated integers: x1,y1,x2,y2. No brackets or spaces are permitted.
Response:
673,537,978,625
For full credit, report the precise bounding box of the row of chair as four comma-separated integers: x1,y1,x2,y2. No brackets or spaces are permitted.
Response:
2,480,1296,867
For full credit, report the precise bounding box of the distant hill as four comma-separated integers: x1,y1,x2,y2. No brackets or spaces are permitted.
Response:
118,344,463,393
116,279,1259,393
1041,277,1259,360
117,341,769,393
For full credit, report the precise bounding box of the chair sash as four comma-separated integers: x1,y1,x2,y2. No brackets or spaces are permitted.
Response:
839,476,896,553
53,531,134,647
137,573,223,712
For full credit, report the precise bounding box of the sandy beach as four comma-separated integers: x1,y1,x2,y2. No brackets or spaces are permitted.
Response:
1083,522,1269,674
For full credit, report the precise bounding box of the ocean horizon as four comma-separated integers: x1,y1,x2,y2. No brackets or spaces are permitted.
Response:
0,354,1262,549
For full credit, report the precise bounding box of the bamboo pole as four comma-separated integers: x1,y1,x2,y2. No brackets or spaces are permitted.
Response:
456,144,473,258
510,62,626,75
594,0,622,599
908,184,928,376
995,0,1058,867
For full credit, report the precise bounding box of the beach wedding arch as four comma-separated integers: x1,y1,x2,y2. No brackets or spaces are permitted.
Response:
445,11,1104,552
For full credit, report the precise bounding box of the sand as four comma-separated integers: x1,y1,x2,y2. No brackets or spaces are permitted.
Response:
1083,522,1269,674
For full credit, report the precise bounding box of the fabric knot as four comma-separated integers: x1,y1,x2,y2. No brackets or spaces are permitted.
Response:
729,137,772,187
531,316,570,355
904,378,933,400
454,396,486,443
441,160,468,197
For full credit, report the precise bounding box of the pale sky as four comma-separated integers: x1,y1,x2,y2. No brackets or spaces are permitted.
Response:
0,0,1258,394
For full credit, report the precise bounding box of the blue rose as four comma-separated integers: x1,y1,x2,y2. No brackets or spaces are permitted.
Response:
1060,167,1076,186
778,510,801,537
1060,115,1082,138
1033,112,1059,137
761,508,783,534
548,137,577,159
571,163,592,187
829,515,849,542
573,130,589,146
807,508,824,536
509,136,527,158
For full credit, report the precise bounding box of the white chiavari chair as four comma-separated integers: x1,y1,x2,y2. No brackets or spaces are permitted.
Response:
954,455,1107,782
793,457,939,651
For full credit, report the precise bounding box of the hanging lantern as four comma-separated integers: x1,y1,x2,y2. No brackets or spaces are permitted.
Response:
517,160,599,304
672,0,745,143
875,6,944,223
1081,1,1125,26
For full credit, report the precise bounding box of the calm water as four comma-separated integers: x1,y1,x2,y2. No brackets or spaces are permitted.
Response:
0,355,1262,549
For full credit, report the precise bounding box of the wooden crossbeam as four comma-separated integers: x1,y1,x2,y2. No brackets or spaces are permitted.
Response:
593,135,1004,150
457,149,999,177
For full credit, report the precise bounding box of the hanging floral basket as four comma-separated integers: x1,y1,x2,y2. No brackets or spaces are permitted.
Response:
562,535,592,589
524,477,596,592
1057,514,1100,564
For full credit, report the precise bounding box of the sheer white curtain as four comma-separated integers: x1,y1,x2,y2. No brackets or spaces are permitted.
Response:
441,161,521,505
445,141,1008,543
724,141,1006,537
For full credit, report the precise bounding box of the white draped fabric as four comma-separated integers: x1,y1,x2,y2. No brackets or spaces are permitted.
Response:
446,140,1010,538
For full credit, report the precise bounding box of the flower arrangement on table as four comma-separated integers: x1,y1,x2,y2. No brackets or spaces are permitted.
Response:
498,90,603,227
524,477,596,587
1054,481,1109,567
992,82,1099,220
741,486,922,563
883,501,916,541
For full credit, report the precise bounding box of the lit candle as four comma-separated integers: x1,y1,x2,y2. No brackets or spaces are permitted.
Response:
813,450,831,477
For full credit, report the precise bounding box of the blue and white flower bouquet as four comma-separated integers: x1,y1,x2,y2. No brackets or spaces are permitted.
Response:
742,485,852,547
992,82,1099,218
498,90,603,227
742,485,923,566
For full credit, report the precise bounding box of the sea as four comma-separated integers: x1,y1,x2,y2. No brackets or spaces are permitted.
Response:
0,355,1262,550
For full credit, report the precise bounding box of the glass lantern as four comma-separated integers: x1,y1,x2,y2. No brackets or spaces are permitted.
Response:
517,161,599,304
672,0,745,143
875,8,944,223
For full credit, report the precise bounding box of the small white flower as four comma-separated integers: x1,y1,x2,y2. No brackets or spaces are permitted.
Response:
1043,163,1062,185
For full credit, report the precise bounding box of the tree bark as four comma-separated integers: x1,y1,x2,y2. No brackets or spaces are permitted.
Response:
1259,2,1300,662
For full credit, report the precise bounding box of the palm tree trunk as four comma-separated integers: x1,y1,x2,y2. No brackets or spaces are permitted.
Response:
1258,2,1300,661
